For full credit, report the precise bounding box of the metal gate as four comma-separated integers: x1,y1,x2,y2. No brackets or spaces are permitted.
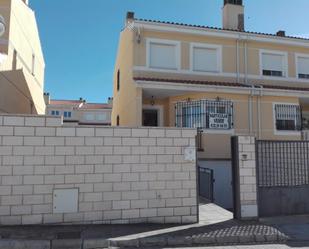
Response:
256,140,309,217
198,167,214,202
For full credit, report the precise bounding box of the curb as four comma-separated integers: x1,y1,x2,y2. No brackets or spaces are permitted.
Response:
108,233,289,248
0,234,289,249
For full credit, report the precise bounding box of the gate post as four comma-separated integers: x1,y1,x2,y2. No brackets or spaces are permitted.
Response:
231,136,258,220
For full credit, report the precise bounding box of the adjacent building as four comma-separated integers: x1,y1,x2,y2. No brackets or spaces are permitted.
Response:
0,0,45,114
112,0,309,160
44,94,112,126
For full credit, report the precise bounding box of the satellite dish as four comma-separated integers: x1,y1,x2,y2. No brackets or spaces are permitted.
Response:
0,16,6,37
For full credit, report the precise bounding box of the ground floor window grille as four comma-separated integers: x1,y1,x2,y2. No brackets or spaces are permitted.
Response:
175,99,233,129
275,104,301,131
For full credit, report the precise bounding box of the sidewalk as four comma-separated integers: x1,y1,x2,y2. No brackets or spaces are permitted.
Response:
0,202,289,249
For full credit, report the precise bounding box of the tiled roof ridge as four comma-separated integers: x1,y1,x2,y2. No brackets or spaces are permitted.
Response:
50,99,82,103
133,76,309,92
136,18,309,42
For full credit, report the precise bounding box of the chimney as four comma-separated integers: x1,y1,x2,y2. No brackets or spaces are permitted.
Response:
126,11,135,26
43,92,50,105
222,0,245,31
276,30,286,37
108,97,113,106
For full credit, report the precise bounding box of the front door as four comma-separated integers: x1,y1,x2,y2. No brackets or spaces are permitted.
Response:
143,109,158,127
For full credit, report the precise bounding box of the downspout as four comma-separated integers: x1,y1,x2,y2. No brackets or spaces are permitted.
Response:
243,36,253,134
236,36,241,84
257,86,263,139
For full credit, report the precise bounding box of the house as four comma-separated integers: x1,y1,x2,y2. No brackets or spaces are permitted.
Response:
112,0,309,160
0,0,45,114
44,93,112,126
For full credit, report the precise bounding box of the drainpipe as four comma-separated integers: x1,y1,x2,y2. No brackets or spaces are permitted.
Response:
244,38,248,85
258,86,263,139
248,88,253,134
236,36,241,83
243,36,253,134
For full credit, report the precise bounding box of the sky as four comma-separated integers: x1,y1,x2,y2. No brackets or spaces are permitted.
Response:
29,0,309,103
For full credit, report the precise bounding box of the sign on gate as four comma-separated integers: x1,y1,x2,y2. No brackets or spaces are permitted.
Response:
209,113,229,129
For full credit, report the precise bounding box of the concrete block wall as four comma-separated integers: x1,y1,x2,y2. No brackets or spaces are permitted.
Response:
0,115,197,225
237,136,258,219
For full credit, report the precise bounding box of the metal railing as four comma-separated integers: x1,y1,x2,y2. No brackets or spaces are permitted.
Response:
275,104,301,131
257,140,309,187
198,167,214,202
175,99,233,129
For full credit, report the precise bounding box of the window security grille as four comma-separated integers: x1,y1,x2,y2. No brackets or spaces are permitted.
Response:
275,104,301,131
175,99,233,129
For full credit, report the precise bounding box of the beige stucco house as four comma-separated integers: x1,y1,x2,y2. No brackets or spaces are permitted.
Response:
0,0,45,114
112,0,309,160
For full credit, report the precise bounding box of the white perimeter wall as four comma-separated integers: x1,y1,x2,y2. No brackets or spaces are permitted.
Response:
0,115,197,225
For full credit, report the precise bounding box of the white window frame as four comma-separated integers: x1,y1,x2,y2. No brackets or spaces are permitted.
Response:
259,49,288,78
146,38,181,71
272,102,301,136
190,43,222,73
295,53,309,80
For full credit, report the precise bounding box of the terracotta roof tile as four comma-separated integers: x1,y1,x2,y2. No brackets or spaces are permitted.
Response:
79,103,111,110
136,18,309,42
134,77,309,92
50,100,83,107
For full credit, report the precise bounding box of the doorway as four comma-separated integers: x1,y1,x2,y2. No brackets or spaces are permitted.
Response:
142,105,163,127
143,109,158,127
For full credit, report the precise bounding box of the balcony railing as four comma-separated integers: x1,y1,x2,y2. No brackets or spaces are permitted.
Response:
175,99,234,130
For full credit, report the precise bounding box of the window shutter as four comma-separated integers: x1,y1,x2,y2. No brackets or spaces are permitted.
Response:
149,43,177,70
262,53,284,72
298,57,309,75
193,47,218,72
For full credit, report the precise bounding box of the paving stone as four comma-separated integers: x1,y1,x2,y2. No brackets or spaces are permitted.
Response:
192,234,216,245
83,238,108,249
167,236,192,246
216,235,239,244
255,234,266,242
108,238,139,248
139,236,167,247
0,240,50,249
52,239,82,249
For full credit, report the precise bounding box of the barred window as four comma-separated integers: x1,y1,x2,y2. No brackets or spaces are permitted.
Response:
175,99,233,129
275,104,301,131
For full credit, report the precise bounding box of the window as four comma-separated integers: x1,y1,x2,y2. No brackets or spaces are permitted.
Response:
175,99,233,129
84,113,95,121
51,110,60,116
116,115,120,126
260,51,287,77
181,104,202,128
97,113,107,121
274,104,301,131
117,70,120,91
296,55,309,79
64,111,72,118
191,44,221,72
148,39,180,70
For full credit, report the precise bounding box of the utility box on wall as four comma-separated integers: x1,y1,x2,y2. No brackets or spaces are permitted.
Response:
53,189,79,214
